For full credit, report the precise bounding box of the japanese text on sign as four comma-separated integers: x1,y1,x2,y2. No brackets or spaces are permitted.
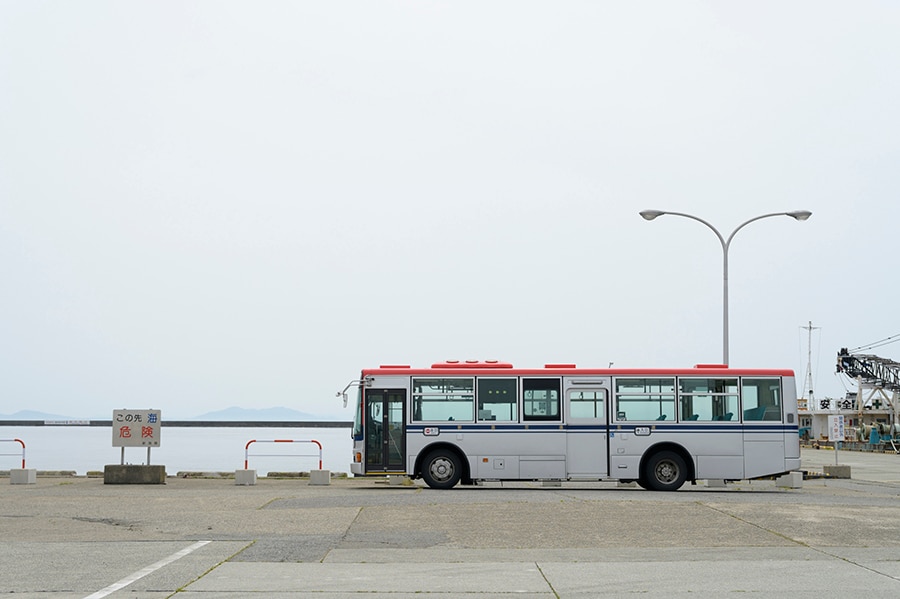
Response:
112,410,161,447
828,414,844,442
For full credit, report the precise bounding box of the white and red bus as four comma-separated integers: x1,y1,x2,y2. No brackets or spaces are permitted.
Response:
339,361,801,490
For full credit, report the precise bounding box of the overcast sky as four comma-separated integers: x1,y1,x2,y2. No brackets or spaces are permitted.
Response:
1,2,898,419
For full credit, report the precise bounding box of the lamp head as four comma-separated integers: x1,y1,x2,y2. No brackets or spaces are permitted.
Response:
787,210,812,221
639,210,666,221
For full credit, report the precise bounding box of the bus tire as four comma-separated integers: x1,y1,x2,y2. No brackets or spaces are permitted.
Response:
421,449,462,489
644,450,687,491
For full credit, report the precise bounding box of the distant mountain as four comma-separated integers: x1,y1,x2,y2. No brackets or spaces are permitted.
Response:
0,410,79,420
189,406,342,421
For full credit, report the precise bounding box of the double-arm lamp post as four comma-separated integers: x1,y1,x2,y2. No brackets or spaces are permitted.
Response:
639,209,812,365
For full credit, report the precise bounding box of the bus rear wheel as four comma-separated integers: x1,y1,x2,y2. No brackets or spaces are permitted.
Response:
421,449,461,489
644,450,687,491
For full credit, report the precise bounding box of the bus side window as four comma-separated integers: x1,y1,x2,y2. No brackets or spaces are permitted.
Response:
741,378,782,421
478,378,517,422
569,389,606,419
615,378,676,421
679,378,738,422
411,378,475,422
523,378,561,421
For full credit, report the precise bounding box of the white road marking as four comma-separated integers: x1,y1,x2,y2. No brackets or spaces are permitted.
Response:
83,540,211,599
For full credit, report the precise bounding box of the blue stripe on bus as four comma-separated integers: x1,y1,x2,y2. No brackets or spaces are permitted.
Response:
405,424,798,433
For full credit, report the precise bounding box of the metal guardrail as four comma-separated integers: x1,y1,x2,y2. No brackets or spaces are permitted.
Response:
0,420,351,428
243,439,323,470
1,438,26,468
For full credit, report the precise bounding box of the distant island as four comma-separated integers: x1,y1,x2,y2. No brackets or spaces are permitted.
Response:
189,406,342,421
0,410,76,421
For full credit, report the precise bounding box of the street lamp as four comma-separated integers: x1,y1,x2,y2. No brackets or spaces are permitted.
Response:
639,209,812,365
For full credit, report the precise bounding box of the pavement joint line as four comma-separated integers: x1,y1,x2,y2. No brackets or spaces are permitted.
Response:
256,497,282,510
180,540,258,593
802,546,900,583
81,540,211,599
324,505,365,563
694,497,900,582
535,561,561,598
696,501,809,548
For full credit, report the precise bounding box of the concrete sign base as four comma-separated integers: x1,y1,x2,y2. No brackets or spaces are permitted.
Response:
308,470,331,486
10,468,36,485
824,464,851,479
104,464,166,484
235,469,258,485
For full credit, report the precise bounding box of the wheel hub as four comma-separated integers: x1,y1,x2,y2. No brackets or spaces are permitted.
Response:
430,458,453,480
656,462,677,482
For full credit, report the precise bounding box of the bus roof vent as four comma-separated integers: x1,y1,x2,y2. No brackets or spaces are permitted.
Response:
694,363,728,369
379,364,411,369
545,363,576,369
431,360,513,369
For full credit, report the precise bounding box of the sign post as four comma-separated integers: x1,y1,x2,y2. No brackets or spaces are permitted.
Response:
828,414,844,465
106,409,165,484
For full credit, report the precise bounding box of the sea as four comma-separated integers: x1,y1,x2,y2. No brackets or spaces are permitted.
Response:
0,425,353,476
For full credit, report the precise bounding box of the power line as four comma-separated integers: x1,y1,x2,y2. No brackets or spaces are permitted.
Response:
849,333,900,353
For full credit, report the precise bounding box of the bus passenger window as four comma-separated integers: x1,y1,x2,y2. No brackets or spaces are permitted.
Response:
679,378,738,422
615,378,676,421
478,378,517,422
411,378,475,422
569,389,606,419
741,378,782,421
523,378,561,421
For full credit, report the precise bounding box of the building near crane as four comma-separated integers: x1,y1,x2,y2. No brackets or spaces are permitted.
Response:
796,327,899,447
799,348,900,447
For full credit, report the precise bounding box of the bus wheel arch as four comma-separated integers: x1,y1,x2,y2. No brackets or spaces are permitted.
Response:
416,444,469,489
640,443,694,491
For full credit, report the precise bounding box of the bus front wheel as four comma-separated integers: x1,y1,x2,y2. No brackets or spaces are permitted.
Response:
421,449,462,489
644,451,687,491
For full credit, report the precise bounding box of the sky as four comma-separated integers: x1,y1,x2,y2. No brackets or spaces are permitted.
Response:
1,1,898,419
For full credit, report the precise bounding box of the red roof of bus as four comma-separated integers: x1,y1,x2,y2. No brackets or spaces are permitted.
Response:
361,361,794,377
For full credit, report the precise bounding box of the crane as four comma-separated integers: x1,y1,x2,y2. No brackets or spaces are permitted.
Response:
836,344,900,445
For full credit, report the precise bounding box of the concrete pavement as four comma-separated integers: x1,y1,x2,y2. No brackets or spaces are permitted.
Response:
2,448,900,597
799,443,900,483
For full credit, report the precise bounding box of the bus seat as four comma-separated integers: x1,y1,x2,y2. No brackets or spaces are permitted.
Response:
743,406,766,421
656,414,667,421
715,412,734,421
686,414,699,421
